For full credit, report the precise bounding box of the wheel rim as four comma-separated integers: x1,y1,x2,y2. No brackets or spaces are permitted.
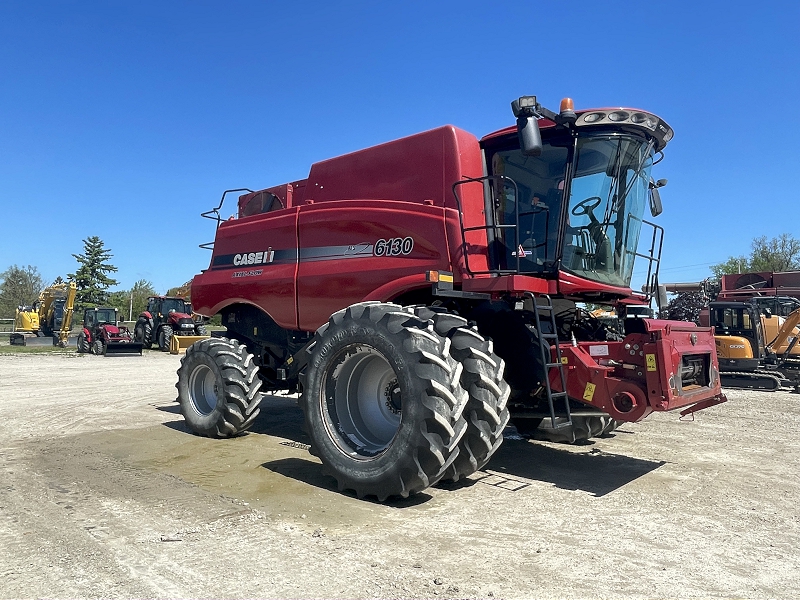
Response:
322,344,402,458
188,364,218,415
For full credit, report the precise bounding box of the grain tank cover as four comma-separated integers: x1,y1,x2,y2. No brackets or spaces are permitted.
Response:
302,126,482,209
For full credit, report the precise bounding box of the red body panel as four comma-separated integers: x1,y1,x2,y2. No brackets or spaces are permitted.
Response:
193,126,484,330
296,201,452,330
551,320,724,422
192,209,299,329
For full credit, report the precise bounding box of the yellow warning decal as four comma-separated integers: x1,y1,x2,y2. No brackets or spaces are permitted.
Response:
646,353,657,372
561,356,568,364
583,382,596,402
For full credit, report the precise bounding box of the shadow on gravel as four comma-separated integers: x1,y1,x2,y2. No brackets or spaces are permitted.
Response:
162,393,660,499
160,392,308,442
260,457,433,507
479,438,665,497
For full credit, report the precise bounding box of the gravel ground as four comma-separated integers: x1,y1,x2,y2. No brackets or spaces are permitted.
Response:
1,349,799,599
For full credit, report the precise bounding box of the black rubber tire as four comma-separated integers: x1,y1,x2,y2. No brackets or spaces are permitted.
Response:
511,417,543,436
299,301,468,501
531,415,619,443
196,324,208,336
135,319,152,349
411,306,510,482
77,332,90,354
158,325,173,352
92,338,104,356
175,337,263,438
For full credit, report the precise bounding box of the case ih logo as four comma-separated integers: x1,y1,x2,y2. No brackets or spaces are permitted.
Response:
233,250,274,266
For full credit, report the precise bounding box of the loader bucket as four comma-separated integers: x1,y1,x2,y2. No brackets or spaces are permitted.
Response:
170,335,210,354
103,341,144,356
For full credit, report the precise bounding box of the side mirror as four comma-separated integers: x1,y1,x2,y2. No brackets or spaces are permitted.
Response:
648,178,666,217
517,115,542,157
512,96,543,157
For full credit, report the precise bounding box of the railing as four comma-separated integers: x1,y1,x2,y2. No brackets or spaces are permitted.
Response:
199,188,254,250
453,175,552,276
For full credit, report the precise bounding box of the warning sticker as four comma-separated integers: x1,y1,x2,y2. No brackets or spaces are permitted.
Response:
583,382,596,402
589,345,609,357
561,356,568,364
646,353,657,372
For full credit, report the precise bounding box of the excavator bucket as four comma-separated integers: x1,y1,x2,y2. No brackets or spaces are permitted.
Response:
103,341,144,356
170,335,210,354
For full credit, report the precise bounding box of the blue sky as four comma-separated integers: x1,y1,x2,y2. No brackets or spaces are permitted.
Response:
2,1,798,296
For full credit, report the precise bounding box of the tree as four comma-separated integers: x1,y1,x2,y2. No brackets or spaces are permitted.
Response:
749,234,800,272
710,256,750,279
68,236,119,308
166,280,192,299
103,280,157,322
659,292,708,324
130,279,157,319
711,233,800,277
0,265,45,318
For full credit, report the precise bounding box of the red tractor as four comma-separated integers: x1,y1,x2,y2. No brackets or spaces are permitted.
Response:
134,296,207,352
77,307,143,356
176,95,727,501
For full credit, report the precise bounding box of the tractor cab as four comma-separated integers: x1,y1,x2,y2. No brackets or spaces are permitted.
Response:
84,307,119,328
469,98,671,303
148,296,191,317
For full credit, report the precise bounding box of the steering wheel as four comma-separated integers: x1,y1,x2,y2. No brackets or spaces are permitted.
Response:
571,196,602,217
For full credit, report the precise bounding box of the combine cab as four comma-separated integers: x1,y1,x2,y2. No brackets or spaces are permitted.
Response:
78,307,143,356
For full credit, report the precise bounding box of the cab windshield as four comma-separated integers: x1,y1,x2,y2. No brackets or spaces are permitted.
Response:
565,134,654,287
488,131,654,288
162,299,189,314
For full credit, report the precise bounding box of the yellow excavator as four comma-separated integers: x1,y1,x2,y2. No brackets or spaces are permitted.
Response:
10,282,77,347
705,300,800,391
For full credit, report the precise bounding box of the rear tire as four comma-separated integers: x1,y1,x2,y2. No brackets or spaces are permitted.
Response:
411,306,510,482
176,338,263,437
158,325,173,352
77,332,90,354
299,302,468,500
135,320,152,349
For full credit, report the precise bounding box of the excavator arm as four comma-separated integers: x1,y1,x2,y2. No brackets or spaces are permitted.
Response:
55,283,77,347
767,307,800,359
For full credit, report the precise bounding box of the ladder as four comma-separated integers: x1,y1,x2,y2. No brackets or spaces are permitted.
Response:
529,294,572,429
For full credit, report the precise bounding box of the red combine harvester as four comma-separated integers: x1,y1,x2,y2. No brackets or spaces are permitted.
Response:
176,95,727,500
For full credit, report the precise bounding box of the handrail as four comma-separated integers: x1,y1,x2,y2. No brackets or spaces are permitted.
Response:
199,188,254,250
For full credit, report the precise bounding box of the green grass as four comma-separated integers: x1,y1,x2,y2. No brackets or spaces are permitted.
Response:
0,343,78,355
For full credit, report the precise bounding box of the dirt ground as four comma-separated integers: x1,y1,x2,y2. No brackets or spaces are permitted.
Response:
1,350,799,599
